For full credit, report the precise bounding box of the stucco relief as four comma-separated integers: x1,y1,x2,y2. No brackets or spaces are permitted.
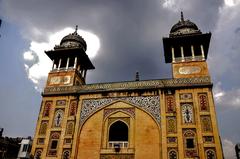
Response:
80,96,160,125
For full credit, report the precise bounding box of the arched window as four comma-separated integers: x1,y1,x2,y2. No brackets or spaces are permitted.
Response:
109,121,128,141
66,122,74,135
108,121,128,148
206,149,216,159
53,109,64,127
184,130,196,149
169,150,178,159
48,132,60,156
39,122,48,135
183,130,198,157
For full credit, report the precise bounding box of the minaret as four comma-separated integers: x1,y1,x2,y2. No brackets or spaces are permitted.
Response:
163,12,211,79
31,27,95,158
162,13,223,159
45,26,94,87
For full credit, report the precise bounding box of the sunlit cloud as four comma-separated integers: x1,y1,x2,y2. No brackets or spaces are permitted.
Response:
213,82,225,102
162,0,192,12
23,51,35,61
162,0,176,10
213,82,240,109
23,27,100,91
224,0,240,7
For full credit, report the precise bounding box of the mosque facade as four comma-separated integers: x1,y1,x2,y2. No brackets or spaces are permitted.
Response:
31,13,224,159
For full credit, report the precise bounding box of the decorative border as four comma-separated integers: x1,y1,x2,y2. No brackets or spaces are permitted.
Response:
180,93,192,100
100,154,134,159
80,96,160,125
104,108,135,119
56,100,66,106
43,77,211,95
108,117,130,127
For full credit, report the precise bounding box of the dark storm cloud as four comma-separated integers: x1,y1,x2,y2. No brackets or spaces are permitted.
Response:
0,0,224,84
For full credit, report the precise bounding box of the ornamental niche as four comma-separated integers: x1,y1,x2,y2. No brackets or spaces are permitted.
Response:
181,103,194,124
39,121,48,135
43,101,52,117
69,100,78,116
53,109,64,127
167,117,177,134
166,95,176,113
201,116,212,132
198,93,209,111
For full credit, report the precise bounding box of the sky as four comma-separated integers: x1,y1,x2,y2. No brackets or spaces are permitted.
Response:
0,0,240,158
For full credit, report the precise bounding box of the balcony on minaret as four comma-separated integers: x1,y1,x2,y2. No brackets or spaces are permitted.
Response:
51,57,77,71
169,43,209,63
163,12,211,64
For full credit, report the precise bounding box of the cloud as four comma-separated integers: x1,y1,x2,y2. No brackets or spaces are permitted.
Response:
162,0,192,12
209,1,240,81
222,139,236,159
224,0,240,7
208,0,240,109
213,82,240,109
23,27,100,91
213,82,225,101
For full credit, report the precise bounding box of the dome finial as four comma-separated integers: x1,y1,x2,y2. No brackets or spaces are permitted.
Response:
135,71,140,81
181,11,184,21
75,25,78,33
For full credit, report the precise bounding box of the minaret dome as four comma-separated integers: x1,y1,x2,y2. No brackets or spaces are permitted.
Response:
55,25,87,51
170,12,202,37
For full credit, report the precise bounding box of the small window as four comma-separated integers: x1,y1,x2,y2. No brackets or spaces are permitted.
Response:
22,144,28,152
186,138,194,148
51,140,58,149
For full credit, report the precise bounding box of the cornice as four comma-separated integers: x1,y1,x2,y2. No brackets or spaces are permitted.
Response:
43,76,212,96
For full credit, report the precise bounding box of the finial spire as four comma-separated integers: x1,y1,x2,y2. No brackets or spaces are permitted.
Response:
181,11,184,21
135,71,140,81
75,25,78,33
